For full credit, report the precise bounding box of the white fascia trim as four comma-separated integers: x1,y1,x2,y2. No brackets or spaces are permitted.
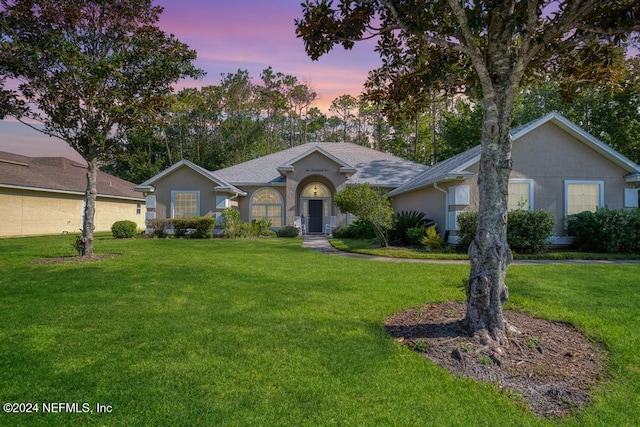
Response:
214,186,247,196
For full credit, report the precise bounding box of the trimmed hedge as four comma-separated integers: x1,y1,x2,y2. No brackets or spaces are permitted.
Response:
111,220,138,238
277,226,300,237
457,209,555,254
507,209,555,254
332,220,376,240
170,217,216,239
568,208,640,253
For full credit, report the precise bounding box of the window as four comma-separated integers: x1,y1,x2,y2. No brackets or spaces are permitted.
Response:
448,185,470,205
624,188,639,208
136,203,142,215
250,188,283,227
171,191,199,218
508,180,534,211
565,181,603,216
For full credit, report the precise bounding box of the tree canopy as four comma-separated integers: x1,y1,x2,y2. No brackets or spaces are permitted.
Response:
0,0,203,256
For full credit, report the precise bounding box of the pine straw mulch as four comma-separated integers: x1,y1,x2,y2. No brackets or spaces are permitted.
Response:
384,301,607,418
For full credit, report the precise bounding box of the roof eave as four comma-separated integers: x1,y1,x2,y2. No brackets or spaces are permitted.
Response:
388,172,474,196
215,185,247,196
625,173,640,184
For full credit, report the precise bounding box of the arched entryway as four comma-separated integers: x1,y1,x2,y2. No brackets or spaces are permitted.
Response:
299,182,331,233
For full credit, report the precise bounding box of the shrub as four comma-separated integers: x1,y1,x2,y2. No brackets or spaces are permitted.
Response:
148,218,169,238
389,210,433,246
277,226,300,237
568,207,640,253
507,209,555,253
331,225,352,239
456,211,478,251
170,217,215,239
333,183,394,246
221,208,241,238
111,220,138,238
405,226,427,247
421,224,445,250
456,210,555,254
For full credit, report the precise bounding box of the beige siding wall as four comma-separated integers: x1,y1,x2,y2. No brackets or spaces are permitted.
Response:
394,121,636,240
151,166,219,219
512,122,632,235
391,173,479,239
1,187,144,237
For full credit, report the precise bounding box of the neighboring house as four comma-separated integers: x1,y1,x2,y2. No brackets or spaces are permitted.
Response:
390,112,640,244
134,143,430,234
0,151,145,237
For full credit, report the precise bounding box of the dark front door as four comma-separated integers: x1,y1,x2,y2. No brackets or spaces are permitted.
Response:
308,200,323,233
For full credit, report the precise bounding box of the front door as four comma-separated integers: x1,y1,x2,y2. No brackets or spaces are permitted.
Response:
308,199,323,233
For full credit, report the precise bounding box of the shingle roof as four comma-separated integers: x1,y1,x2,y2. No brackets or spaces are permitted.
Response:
134,158,246,195
389,112,640,197
388,146,479,196
0,151,143,200
214,142,430,187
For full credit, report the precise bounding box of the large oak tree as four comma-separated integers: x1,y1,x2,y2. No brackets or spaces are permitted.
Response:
296,0,640,348
0,0,203,256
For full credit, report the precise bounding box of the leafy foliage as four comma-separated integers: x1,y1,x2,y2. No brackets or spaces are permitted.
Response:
331,220,376,240
388,210,433,246
221,208,241,238
458,210,555,254
421,225,446,251
0,0,203,256
111,220,138,239
568,208,640,254
277,226,300,238
333,184,394,247
456,211,479,252
170,218,216,239
506,210,555,254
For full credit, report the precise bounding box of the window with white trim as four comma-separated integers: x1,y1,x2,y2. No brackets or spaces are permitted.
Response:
565,180,603,216
250,188,283,227
171,191,199,218
508,179,534,211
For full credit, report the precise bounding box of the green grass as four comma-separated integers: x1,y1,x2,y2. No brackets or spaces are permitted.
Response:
1,235,639,426
331,238,640,261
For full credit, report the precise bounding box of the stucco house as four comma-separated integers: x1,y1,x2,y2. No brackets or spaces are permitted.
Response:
390,112,640,243
135,112,640,243
0,151,145,237
135,143,430,234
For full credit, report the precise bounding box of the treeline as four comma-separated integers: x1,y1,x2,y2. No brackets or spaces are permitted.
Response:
103,58,640,184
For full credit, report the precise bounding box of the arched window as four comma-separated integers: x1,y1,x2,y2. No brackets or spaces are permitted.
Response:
250,188,283,227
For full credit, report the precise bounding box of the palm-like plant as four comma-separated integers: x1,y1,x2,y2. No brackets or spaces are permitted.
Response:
389,210,434,246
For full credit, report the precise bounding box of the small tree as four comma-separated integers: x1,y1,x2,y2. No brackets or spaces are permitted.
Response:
0,0,203,256
333,183,394,247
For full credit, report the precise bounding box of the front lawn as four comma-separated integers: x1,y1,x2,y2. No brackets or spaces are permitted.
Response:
0,235,639,426
331,238,640,261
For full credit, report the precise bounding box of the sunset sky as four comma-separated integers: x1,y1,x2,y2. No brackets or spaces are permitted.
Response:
0,0,380,160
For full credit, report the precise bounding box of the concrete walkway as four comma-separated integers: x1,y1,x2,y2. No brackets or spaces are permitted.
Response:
302,235,640,265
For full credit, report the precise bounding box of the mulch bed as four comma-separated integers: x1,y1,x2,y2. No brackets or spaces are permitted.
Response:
32,254,120,265
385,301,606,418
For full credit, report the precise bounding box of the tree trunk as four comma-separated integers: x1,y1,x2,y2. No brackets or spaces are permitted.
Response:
79,157,98,257
465,102,513,347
